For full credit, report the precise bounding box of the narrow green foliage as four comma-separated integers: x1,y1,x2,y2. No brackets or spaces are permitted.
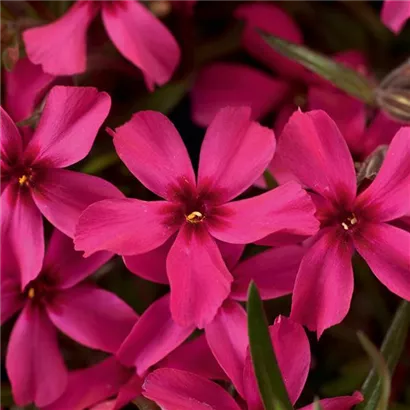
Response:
258,30,375,105
357,301,410,410
357,332,390,410
247,282,294,410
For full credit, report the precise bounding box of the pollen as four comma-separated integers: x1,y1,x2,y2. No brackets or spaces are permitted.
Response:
342,214,358,230
28,287,35,299
186,211,205,224
18,175,29,186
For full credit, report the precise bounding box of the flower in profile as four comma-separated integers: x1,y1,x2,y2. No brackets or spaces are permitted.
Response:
1,86,122,287
22,1,180,90
1,229,137,407
75,106,319,328
142,316,363,410
278,109,410,336
381,0,410,34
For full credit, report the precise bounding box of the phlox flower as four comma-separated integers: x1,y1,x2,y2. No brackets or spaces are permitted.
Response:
191,2,310,127
22,0,180,90
381,0,410,33
278,109,410,336
75,106,319,328
1,86,123,287
1,229,137,407
44,311,225,410
142,316,363,410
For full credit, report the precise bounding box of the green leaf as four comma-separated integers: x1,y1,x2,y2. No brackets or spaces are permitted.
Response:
357,301,410,410
81,152,120,174
357,332,390,410
258,30,375,105
247,282,294,410
313,397,323,410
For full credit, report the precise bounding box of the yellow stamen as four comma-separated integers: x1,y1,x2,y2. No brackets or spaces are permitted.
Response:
18,175,29,186
186,211,204,224
28,287,35,299
342,214,358,231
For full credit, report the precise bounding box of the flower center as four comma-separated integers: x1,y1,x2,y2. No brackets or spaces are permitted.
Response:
24,274,55,304
341,213,358,231
27,287,35,299
17,168,33,187
186,211,205,224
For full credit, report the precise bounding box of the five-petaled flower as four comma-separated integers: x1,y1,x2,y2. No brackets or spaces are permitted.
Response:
1,86,123,287
278,109,410,336
74,106,319,328
22,0,180,90
1,229,137,407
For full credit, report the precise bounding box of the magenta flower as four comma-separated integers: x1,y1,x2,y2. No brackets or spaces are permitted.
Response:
22,1,180,89
1,229,137,407
75,106,319,327
277,109,410,336
142,316,363,410
1,86,123,287
44,278,223,409
381,0,410,33
191,3,308,127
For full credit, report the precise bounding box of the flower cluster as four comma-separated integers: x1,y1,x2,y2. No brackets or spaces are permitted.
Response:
1,1,409,410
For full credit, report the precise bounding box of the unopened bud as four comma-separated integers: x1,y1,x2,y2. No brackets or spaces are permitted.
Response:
375,58,410,123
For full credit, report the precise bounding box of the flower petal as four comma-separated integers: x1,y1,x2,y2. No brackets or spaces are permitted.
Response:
1,107,23,164
4,57,56,123
101,1,180,89
216,240,245,270
278,110,357,205
300,392,363,410
205,300,248,397
167,224,233,328
123,237,173,284
353,223,410,301
355,127,410,222
361,111,401,159
143,368,242,410
231,245,304,301
111,110,195,201
43,358,131,410
235,3,307,80
191,63,290,126
117,294,194,375
197,106,276,204
43,228,113,289
381,0,410,33
271,316,310,403
243,316,310,408
47,284,137,353
75,198,179,256
1,240,24,323
6,304,67,407
290,227,355,337
157,334,227,380
24,86,111,168
31,168,123,237
22,2,98,75
1,184,44,289
307,88,366,158
112,375,143,410
208,182,319,244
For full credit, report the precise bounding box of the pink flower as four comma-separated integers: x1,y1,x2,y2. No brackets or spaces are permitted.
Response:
1,86,123,287
142,316,363,410
75,106,319,328
381,0,410,33
191,3,307,127
1,229,137,407
22,1,180,89
44,315,225,410
278,109,410,336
